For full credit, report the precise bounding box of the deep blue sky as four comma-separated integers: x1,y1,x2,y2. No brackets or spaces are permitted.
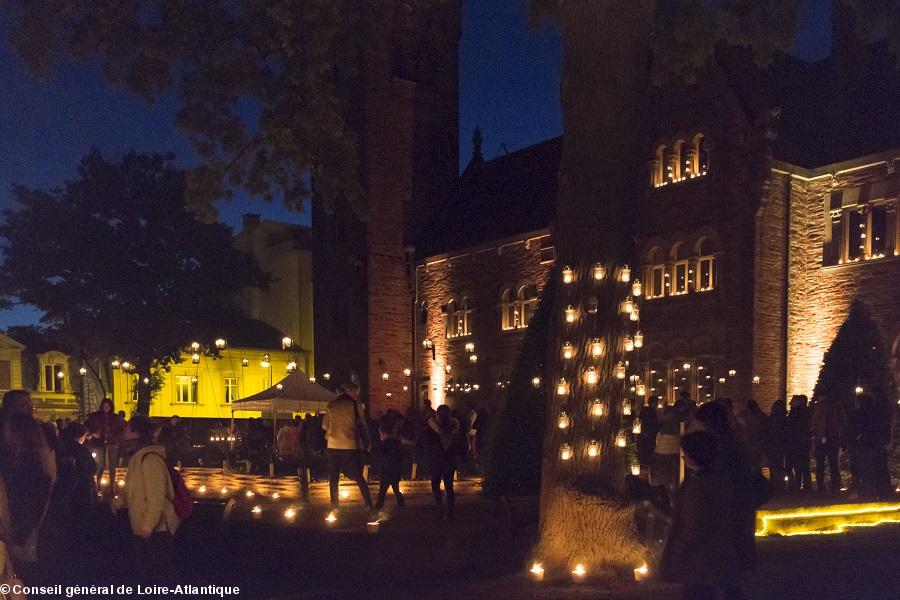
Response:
0,0,831,329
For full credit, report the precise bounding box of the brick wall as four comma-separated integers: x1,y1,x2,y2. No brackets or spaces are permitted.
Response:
786,158,900,398
415,232,554,411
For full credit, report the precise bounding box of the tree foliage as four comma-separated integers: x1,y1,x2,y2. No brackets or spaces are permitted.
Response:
0,150,268,412
2,0,439,218
814,300,896,406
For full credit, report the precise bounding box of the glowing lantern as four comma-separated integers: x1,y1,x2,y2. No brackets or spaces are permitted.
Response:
753,375,760,384
632,279,642,297
251,505,262,515
718,377,726,383
855,385,864,395
142,377,150,384
591,399,605,418
111,359,121,369
623,400,633,416
465,342,475,353
272,492,280,499
636,383,646,397
591,338,605,358
630,306,640,322
532,376,541,388
284,507,297,520
557,378,570,396
367,521,381,534
632,418,642,434
445,364,452,374
562,342,575,360
634,563,650,582
197,485,206,494
529,562,545,581
562,266,574,284
214,338,226,349
565,305,576,323
571,563,587,582
624,335,634,352
616,432,627,447
287,361,297,372
621,297,634,314
583,367,598,386
587,439,600,457
634,331,644,348
325,511,337,523
469,354,478,364
473,384,480,391
79,366,87,375
631,464,641,476
403,368,411,377
245,490,254,498
220,487,228,495
618,265,632,283
281,336,293,349
728,369,737,377
593,263,607,281
191,376,199,384
615,362,627,380
340,488,350,499
190,353,200,364
557,411,570,429
560,443,573,461
260,355,270,368
682,362,691,371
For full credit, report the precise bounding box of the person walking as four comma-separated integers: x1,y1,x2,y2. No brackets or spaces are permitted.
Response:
812,395,845,495
375,423,405,510
84,398,125,493
785,395,812,493
660,430,741,600
765,399,789,495
322,383,373,512
425,405,462,520
114,416,179,585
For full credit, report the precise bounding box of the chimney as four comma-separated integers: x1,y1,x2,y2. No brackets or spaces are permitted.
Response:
242,213,261,231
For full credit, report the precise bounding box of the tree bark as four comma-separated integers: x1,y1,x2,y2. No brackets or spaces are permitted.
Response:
534,0,655,579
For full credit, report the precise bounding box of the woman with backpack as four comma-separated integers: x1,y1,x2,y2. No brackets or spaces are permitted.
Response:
114,416,179,584
425,405,463,520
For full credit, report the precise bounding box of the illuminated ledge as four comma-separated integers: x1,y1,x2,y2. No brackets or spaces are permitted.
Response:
756,502,900,537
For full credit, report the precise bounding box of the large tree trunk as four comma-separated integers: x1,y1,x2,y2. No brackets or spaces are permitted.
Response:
534,0,655,580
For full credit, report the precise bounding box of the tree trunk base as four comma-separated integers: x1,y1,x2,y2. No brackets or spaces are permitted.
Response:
533,486,645,581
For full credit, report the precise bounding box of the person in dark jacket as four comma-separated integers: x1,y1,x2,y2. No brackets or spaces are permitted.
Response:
661,430,741,600
812,395,845,494
375,423,405,510
84,398,125,492
425,405,460,519
636,396,660,469
785,395,812,493
849,393,880,497
766,399,789,495
736,400,767,472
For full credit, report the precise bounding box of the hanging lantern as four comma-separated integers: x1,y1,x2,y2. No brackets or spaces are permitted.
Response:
556,378,570,396
615,432,627,447
632,418,642,434
241,358,250,367
634,331,644,348
855,385,864,395
79,366,87,376
728,369,737,377
587,439,600,457
752,375,760,384
590,338,605,358
618,265,632,283
473,384,480,391
142,377,150,384
636,383,646,397
191,353,200,364
287,361,297,372
281,336,293,349
214,338,226,349
624,335,634,352
615,362,627,380
469,354,478,364
682,362,691,371
593,263,607,281
565,305,576,323
557,411,570,429
260,354,270,368
111,359,121,369
191,376,198,384
630,306,640,322
532,376,541,389
623,399,633,416
631,464,641,476
403,368,411,377
562,266,574,284
632,279,642,297
562,342,575,360
423,338,434,350
590,398,605,418
621,297,634,314
583,366,598,385
190,341,200,352
560,443,573,461
465,342,475,353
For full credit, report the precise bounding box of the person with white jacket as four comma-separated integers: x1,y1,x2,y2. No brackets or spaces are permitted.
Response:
114,416,179,584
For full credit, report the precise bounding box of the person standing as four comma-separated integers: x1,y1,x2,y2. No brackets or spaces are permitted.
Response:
375,423,405,510
736,400,767,473
785,395,812,493
322,383,373,512
765,399,789,495
636,396,660,470
425,405,462,520
161,415,190,468
812,395,844,495
114,416,179,584
84,398,125,492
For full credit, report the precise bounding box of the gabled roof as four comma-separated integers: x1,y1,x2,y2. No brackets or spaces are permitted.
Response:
416,138,561,258
0,332,25,350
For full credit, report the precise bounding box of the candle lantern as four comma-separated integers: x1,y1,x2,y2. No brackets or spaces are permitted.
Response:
465,342,475,353
587,439,600,457
111,359,121,369
590,398,605,418
630,306,640,322
634,563,650,582
532,376,541,388
682,362,691,371
562,266,574,284
583,367,598,386
529,563,545,581
560,443,573,461
79,366,87,375
753,376,760,384
718,377,726,383
624,335,634,352
557,411,570,429
592,263,606,281
728,369,737,377
590,338,604,358
615,432,627,447
190,341,200,352
855,385,864,395
214,338,226,349
191,353,200,364
623,399,633,416
565,305,576,323
631,464,641,476
621,297,634,314
562,342,575,360
632,279,642,297
636,383,646,397
632,418,642,434
615,362,627,380
557,378,570,396
634,331,644,348
241,358,250,367
618,265,632,283
571,564,587,583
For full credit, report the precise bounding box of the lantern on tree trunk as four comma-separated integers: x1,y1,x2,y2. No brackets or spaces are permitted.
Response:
560,443,573,461
562,266,574,284
624,335,634,352
562,342,575,360
630,306,640,322
618,265,632,283
587,439,600,457
565,305,576,323
615,432,627,447
590,398,604,417
632,279,642,297
623,399,633,416
631,464,641,476
636,383,646,397
634,331,644,348
583,367,598,386
620,297,634,314
632,418,642,434
590,338,604,358
615,362,627,380
557,378,570,396
557,411,570,429
592,263,606,281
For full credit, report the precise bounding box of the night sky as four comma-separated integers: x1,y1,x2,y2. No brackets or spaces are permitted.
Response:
0,0,832,329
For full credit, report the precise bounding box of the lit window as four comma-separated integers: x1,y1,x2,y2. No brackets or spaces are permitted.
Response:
651,145,667,188
501,286,537,330
446,299,470,338
823,188,898,266
43,364,64,393
539,238,556,263
518,285,538,328
643,247,666,299
670,242,690,295
501,289,516,330
695,238,716,292
670,139,685,183
224,377,238,404
175,375,197,403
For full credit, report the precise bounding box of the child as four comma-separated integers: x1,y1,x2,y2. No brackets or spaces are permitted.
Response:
660,430,742,600
376,423,405,510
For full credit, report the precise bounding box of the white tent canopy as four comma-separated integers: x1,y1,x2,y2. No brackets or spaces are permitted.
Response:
231,372,336,415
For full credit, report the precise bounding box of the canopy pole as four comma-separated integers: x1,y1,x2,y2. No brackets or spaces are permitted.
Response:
270,404,277,479
228,409,236,475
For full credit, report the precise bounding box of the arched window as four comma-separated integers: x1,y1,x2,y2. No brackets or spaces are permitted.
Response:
693,133,709,176
671,140,685,183
445,299,457,339
652,145,667,188
643,247,666,299
695,238,717,291
671,242,690,295
501,289,516,331
458,297,472,337
517,285,538,328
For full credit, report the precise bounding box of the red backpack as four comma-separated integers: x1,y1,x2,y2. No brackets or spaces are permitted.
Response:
169,467,193,520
